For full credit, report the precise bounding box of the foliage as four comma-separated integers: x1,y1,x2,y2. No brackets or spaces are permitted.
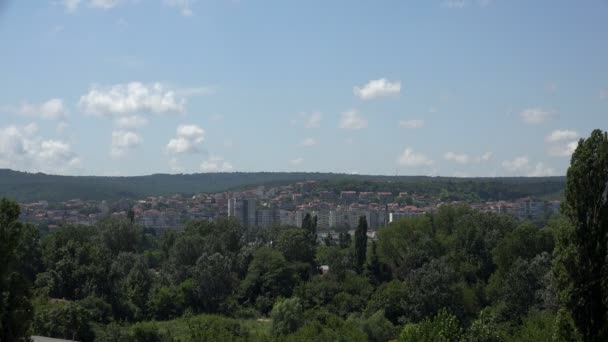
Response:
398,308,463,342
354,215,368,273
554,129,608,341
0,198,36,341
270,297,304,336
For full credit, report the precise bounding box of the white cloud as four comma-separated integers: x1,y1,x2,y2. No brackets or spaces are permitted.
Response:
444,152,469,164
289,157,303,166
528,163,555,177
353,78,401,100
166,124,205,154
114,115,149,129
299,137,316,147
546,129,578,143
545,130,579,157
442,0,467,8
397,148,433,167
442,0,492,8
18,98,67,120
63,0,81,12
169,158,184,173
340,110,367,130
520,108,551,124
444,151,493,164
0,124,80,174
502,156,529,172
305,112,322,128
291,112,322,128
399,119,425,129
79,82,186,116
502,156,555,176
90,0,122,9
111,130,142,158
165,0,193,16
200,156,234,172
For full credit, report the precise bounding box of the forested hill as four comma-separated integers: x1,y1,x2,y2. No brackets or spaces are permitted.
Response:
0,169,565,203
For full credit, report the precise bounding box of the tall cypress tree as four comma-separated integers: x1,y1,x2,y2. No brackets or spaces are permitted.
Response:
354,215,368,273
554,129,608,341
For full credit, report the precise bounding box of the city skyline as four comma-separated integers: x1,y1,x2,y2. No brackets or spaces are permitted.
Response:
1,0,607,177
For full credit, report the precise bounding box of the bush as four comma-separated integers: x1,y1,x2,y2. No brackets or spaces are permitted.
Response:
271,297,304,336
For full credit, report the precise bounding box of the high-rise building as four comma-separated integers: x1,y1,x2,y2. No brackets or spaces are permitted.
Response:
228,198,257,228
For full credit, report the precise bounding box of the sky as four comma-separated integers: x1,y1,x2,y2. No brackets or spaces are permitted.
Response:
0,0,606,177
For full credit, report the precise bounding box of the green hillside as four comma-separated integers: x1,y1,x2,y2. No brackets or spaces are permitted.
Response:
0,169,565,202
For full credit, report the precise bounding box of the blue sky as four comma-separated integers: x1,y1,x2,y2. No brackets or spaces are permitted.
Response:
0,0,606,176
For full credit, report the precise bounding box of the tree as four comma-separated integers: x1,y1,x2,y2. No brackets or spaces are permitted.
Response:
553,129,608,341
301,213,318,240
0,198,36,341
398,308,463,342
192,253,237,313
275,228,315,264
239,247,299,313
271,297,304,336
33,301,95,342
377,216,441,280
354,216,368,273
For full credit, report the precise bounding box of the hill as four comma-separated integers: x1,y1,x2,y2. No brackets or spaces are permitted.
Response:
0,169,565,203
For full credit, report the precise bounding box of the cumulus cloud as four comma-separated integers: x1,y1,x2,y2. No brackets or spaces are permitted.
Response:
502,156,555,176
165,0,194,16
63,0,81,12
481,152,493,161
444,151,493,164
289,157,304,166
502,156,529,172
17,98,67,120
291,112,322,128
546,129,579,157
111,130,142,158
299,137,316,147
166,124,205,154
546,129,578,143
397,148,433,167
339,110,367,130
168,158,184,173
90,0,122,9
305,112,322,128
520,108,551,124
200,156,234,172
399,119,424,129
444,152,469,164
353,78,401,100
0,124,80,174
79,82,186,116
114,115,148,129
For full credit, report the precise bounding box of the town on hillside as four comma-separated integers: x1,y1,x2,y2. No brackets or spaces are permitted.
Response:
19,180,562,235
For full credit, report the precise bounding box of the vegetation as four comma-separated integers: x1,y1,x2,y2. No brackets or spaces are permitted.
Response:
1,130,606,341
0,168,565,202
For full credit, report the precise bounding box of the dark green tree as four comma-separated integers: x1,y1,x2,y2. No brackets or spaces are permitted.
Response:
302,213,318,244
553,129,608,341
0,199,37,341
354,216,368,273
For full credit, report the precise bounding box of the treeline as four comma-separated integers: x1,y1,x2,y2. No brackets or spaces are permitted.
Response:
314,177,565,202
1,130,606,341
0,203,592,341
0,168,564,202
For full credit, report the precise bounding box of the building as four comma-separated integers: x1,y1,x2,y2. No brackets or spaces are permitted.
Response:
227,198,257,228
